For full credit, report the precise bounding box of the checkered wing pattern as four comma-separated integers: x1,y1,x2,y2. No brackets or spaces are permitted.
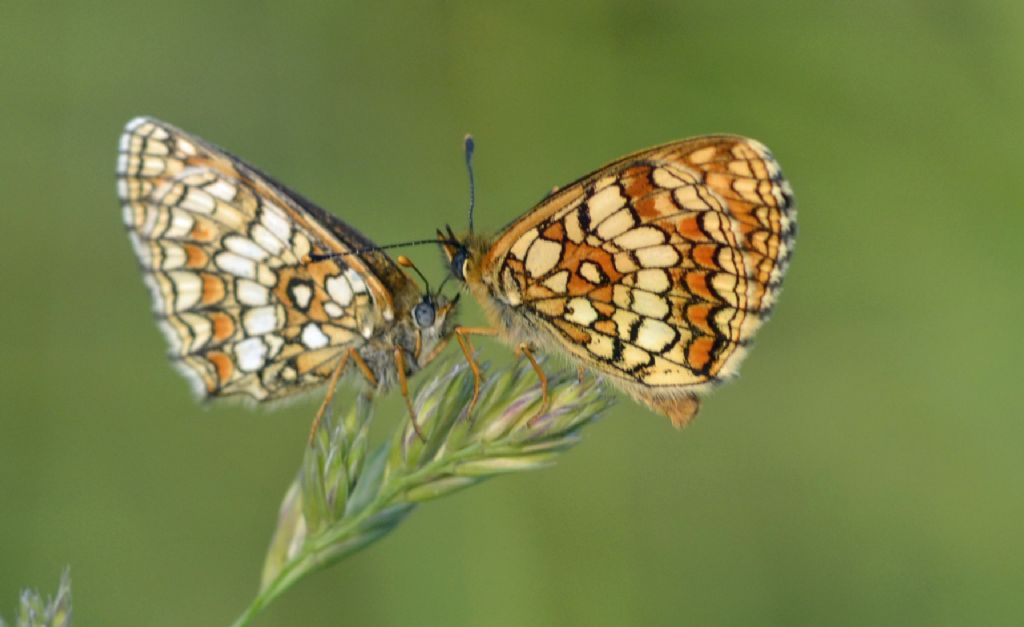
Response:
482,136,795,419
118,117,416,400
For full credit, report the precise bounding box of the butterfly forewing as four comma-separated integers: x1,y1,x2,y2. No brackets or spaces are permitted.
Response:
118,117,417,401
484,136,795,393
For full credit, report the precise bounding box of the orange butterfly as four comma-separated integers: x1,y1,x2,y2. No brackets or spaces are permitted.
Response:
118,117,457,438
439,135,795,427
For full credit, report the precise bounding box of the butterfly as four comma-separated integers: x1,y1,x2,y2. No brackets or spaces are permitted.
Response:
118,117,457,439
439,135,795,427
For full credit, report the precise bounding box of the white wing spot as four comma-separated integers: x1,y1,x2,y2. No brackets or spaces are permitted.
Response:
235,337,268,372
206,179,237,201
634,318,676,352
651,167,687,189
168,271,202,311
635,269,670,293
595,208,636,240
180,189,216,214
301,323,329,349
510,229,539,260
620,344,652,370
564,212,586,244
674,185,712,212
613,226,665,250
586,185,626,224
182,312,212,352
140,157,164,176
291,283,313,309
165,209,195,238
159,243,186,269
326,275,353,306
578,261,605,285
237,279,270,306
291,232,311,259
542,270,569,293
635,245,680,268
251,224,286,256
224,235,270,261
566,297,599,326
588,333,615,359
215,252,256,279
524,239,562,277
344,268,367,293
631,290,670,319
243,306,279,336
145,140,169,156
261,206,291,241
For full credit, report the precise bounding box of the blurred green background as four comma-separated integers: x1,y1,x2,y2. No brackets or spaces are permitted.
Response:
2,1,1022,625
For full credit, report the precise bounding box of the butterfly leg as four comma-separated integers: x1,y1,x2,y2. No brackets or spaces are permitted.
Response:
454,326,498,413
309,350,352,445
577,365,586,384
348,349,379,387
516,344,550,426
394,346,426,442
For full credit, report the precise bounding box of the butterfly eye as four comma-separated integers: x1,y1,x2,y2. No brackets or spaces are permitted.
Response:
451,249,470,281
413,299,436,328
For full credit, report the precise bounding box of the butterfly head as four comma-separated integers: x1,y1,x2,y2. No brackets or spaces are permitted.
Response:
396,254,460,366
437,225,487,285
412,298,437,328
408,291,458,368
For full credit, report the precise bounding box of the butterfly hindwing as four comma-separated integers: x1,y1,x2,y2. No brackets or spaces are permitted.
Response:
118,117,418,400
482,136,795,395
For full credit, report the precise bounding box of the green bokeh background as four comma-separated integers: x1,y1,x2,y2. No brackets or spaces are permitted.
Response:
2,2,1022,625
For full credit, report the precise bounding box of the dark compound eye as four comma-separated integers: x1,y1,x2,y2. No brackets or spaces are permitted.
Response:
413,299,436,328
451,249,469,280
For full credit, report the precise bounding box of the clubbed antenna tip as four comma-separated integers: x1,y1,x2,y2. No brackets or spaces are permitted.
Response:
464,134,476,233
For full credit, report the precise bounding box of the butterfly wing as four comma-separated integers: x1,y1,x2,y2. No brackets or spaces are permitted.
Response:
118,117,417,400
482,136,795,423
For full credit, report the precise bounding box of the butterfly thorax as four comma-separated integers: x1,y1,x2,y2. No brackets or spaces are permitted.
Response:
356,292,457,390
439,231,539,348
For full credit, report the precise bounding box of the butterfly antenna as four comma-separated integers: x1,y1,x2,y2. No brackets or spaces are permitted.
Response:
306,238,460,263
396,255,430,293
464,134,476,234
436,272,453,295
